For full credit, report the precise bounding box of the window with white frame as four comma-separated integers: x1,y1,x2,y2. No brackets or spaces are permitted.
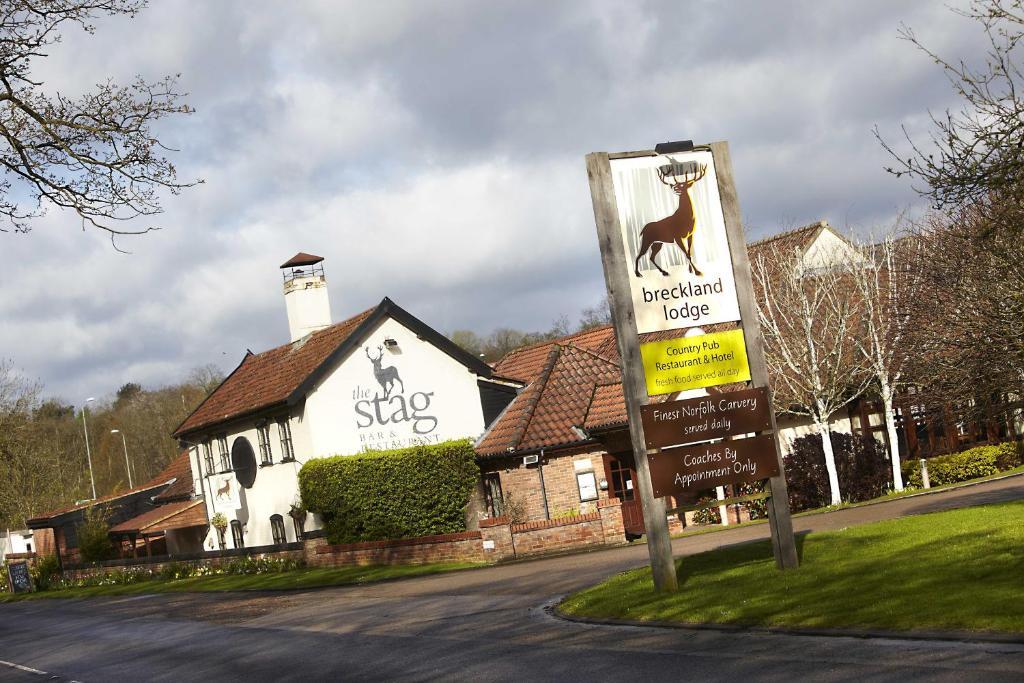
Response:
277,418,295,461
217,435,230,471
257,424,273,465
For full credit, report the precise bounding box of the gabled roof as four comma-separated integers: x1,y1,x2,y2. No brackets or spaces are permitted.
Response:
476,343,622,456
173,297,494,438
26,451,191,527
748,220,828,255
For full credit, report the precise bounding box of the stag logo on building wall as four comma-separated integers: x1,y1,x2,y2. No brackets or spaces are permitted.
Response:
353,345,439,449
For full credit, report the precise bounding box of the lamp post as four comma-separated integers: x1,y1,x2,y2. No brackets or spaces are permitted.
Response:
81,397,97,500
110,429,133,489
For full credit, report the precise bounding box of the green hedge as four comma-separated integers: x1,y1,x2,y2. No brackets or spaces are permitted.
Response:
901,442,1022,488
298,439,480,544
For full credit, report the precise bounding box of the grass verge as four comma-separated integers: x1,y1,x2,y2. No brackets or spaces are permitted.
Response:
0,561,482,603
561,499,1024,634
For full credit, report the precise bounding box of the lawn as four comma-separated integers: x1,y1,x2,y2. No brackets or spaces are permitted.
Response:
0,561,482,603
560,499,1024,634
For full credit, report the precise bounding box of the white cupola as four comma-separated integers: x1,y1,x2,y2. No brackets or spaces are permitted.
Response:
280,252,332,341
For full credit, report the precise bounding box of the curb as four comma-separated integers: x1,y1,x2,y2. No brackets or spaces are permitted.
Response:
550,604,1024,646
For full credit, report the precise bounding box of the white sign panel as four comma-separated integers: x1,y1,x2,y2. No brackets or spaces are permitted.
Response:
577,472,598,502
211,474,241,510
610,150,741,334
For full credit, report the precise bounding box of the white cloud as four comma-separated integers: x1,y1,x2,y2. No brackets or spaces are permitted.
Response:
0,0,990,401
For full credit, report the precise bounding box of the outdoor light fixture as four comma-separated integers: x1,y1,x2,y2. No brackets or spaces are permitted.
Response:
654,140,694,154
383,338,399,348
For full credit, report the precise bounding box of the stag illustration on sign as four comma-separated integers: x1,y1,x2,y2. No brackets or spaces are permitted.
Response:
366,345,404,398
215,477,232,502
634,159,707,278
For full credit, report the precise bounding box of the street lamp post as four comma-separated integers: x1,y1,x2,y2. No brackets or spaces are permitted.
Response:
82,397,97,500
110,429,133,489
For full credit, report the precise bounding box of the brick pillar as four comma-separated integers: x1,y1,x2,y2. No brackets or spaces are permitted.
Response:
303,536,328,567
478,517,515,562
597,498,625,545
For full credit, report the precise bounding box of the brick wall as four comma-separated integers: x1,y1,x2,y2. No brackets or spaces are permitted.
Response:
51,498,630,583
305,531,485,567
487,447,610,523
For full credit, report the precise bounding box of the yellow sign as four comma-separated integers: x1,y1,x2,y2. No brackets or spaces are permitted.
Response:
640,329,750,396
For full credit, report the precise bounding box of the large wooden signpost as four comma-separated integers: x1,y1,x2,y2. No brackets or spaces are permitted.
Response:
586,140,798,593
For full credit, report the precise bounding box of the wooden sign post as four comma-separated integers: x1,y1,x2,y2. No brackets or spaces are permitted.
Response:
587,152,678,592
711,140,798,569
586,141,797,593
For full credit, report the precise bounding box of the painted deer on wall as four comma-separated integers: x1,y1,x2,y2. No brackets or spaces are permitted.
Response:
366,345,404,398
634,160,707,278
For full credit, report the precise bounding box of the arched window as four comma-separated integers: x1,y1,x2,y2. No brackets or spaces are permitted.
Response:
230,519,244,549
270,514,287,545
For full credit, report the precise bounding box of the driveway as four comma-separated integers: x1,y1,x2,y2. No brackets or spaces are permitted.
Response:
1,476,1022,682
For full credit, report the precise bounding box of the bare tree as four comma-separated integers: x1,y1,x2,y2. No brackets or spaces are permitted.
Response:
754,244,872,505
877,0,1024,217
0,1,198,246
848,230,928,491
904,204,1024,427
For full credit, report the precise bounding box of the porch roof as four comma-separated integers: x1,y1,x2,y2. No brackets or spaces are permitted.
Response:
109,499,207,536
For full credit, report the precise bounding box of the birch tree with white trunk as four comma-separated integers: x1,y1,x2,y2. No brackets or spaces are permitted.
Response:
848,232,927,491
754,243,872,506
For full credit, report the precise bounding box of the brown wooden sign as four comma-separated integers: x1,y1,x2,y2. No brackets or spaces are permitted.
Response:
640,387,772,449
647,433,780,497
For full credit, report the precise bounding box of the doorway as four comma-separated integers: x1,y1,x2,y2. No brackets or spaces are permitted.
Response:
604,454,644,538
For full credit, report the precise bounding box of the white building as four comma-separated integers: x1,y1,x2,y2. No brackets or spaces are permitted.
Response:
173,253,518,550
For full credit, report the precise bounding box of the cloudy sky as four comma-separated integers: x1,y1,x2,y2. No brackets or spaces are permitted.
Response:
0,0,987,403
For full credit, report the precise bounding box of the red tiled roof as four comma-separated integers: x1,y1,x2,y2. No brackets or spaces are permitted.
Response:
492,327,616,383
477,344,622,456
173,305,376,436
152,451,195,503
109,499,207,535
582,382,628,432
27,451,191,524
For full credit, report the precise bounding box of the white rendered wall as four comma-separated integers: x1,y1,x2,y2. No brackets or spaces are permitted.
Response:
193,406,313,550
303,317,487,456
192,316,487,550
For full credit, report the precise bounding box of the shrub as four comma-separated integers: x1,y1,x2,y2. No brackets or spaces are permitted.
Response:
30,554,61,591
299,439,480,544
995,441,1023,470
785,432,891,511
76,506,115,563
901,442,1019,488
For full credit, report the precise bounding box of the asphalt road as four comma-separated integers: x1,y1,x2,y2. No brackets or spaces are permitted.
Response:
2,476,1023,682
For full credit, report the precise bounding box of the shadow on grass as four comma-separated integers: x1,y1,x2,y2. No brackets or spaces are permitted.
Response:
565,500,1024,633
